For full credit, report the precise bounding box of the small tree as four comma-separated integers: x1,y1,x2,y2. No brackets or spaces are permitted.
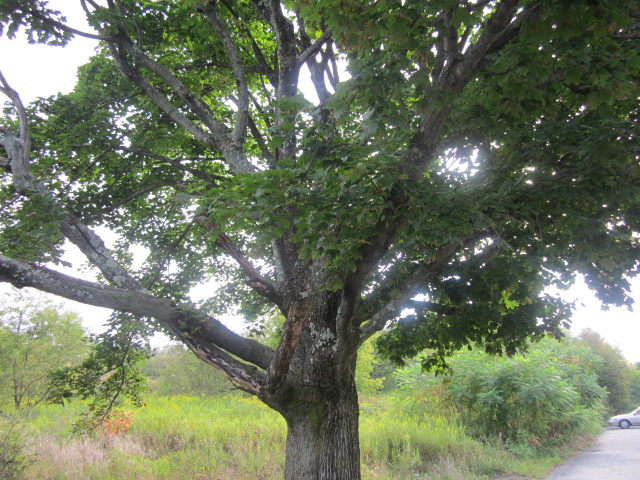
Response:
1,1,638,478
0,288,87,409
579,328,634,414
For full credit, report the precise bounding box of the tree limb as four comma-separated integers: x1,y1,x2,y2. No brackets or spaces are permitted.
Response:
107,34,256,174
0,70,31,171
1,56,273,392
296,29,333,67
114,147,226,185
266,298,310,394
196,217,284,310
27,9,116,42
0,255,273,384
108,44,220,152
1,74,148,292
199,4,250,145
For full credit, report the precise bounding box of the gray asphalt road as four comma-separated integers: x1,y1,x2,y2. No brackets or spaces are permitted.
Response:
545,427,640,480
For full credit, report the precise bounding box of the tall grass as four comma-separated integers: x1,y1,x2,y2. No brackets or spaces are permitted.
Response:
8,394,574,480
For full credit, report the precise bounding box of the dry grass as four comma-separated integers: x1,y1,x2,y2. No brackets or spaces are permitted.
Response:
13,395,570,480
25,435,108,479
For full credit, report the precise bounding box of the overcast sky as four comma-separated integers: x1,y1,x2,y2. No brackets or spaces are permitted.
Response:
1,1,638,363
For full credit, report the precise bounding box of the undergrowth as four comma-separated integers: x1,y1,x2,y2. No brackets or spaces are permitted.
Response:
2,394,590,480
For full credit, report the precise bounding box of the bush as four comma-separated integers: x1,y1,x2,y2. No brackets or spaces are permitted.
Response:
0,419,30,480
395,338,606,452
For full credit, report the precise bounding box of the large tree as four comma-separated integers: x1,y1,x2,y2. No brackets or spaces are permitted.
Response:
0,1,638,478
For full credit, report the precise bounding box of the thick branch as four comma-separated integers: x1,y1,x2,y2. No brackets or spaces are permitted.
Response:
266,298,309,394
108,39,256,174
296,29,333,67
447,0,520,87
0,70,31,171
1,73,148,293
109,44,217,147
0,255,274,376
123,43,230,146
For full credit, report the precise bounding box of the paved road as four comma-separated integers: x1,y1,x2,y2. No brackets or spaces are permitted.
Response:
545,427,640,480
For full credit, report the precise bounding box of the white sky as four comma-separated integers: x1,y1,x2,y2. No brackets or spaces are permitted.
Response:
0,2,638,363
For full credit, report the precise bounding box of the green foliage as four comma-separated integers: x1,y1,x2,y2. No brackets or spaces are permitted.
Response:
0,0,72,45
395,338,606,452
0,421,29,480
143,344,232,396
0,0,637,367
355,336,385,395
1,1,639,474
579,328,635,415
0,288,87,409
48,312,151,434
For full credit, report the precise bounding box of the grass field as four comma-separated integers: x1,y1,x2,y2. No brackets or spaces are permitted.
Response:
1,393,581,480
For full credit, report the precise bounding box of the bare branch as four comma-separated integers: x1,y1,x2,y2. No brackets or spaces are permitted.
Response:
197,217,284,309
296,29,333,66
0,70,31,170
60,216,149,292
27,9,115,42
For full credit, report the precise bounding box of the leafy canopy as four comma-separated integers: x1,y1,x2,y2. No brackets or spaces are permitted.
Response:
0,0,638,376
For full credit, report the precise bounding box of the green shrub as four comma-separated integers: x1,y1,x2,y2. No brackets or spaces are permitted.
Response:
0,418,30,480
395,338,606,452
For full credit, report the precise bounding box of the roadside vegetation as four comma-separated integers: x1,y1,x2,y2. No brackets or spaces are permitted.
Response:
1,299,639,479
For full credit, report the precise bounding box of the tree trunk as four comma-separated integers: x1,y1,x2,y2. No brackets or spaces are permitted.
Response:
282,380,361,480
